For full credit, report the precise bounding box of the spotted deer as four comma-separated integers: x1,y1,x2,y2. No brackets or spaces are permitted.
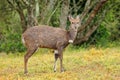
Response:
22,15,80,74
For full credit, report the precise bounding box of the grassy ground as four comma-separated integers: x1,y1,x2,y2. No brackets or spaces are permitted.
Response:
0,46,120,80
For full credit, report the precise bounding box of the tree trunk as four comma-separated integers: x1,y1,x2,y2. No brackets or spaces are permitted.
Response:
60,0,69,29
17,10,27,33
27,6,38,28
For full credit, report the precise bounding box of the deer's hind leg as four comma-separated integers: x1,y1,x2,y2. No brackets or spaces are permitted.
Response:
57,47,64,72
24,47,37,74
53,50,59,72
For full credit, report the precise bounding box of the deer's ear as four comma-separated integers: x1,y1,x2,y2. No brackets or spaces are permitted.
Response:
68,15,73,21
76,15,80,19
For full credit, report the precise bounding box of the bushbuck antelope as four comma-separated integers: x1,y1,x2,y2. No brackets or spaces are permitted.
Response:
22,15,80,74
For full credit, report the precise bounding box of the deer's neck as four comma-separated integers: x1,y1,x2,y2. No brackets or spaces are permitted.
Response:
68,28,77,43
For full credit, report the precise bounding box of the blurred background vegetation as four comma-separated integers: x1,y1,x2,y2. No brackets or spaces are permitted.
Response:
0,0,119,53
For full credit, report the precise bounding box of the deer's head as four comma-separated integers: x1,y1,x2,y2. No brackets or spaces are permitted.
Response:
68,15,81,43
68,15,81,32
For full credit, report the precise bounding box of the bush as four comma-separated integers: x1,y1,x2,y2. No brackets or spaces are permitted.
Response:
0,32,26,53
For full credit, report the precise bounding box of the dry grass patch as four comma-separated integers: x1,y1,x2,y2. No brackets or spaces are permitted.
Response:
0,47,120,80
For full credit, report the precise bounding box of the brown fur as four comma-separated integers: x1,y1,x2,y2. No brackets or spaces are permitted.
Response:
22,25,69,49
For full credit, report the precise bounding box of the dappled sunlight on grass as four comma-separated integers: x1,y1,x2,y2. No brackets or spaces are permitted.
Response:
0,47,120,80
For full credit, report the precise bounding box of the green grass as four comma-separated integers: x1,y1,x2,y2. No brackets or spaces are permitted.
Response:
0,47,120,80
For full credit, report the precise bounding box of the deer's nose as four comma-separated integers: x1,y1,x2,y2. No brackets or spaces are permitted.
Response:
74,26,78,30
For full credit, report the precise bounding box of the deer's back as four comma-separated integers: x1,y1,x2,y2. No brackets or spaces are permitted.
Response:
22,25,69,49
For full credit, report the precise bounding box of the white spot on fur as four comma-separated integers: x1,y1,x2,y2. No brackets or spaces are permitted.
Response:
54,50,58,54
22,37,25,44
69,40,73,43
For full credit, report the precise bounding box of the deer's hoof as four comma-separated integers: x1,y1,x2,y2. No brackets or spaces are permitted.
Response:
60,70,65,73
60,69,65,73
61,68,66,73
24,71,28,74
54,70,56,72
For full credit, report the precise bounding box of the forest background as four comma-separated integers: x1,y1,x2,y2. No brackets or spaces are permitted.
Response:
0,0,119,53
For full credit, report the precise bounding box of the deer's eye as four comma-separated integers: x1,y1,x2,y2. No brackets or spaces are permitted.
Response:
72,22,74,24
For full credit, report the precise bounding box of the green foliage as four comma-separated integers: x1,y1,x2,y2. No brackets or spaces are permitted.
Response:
0,33,25,53
104,0,120,41
105,9,120,41
90,24,110,47
0,12,26,53
50,7,60,27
